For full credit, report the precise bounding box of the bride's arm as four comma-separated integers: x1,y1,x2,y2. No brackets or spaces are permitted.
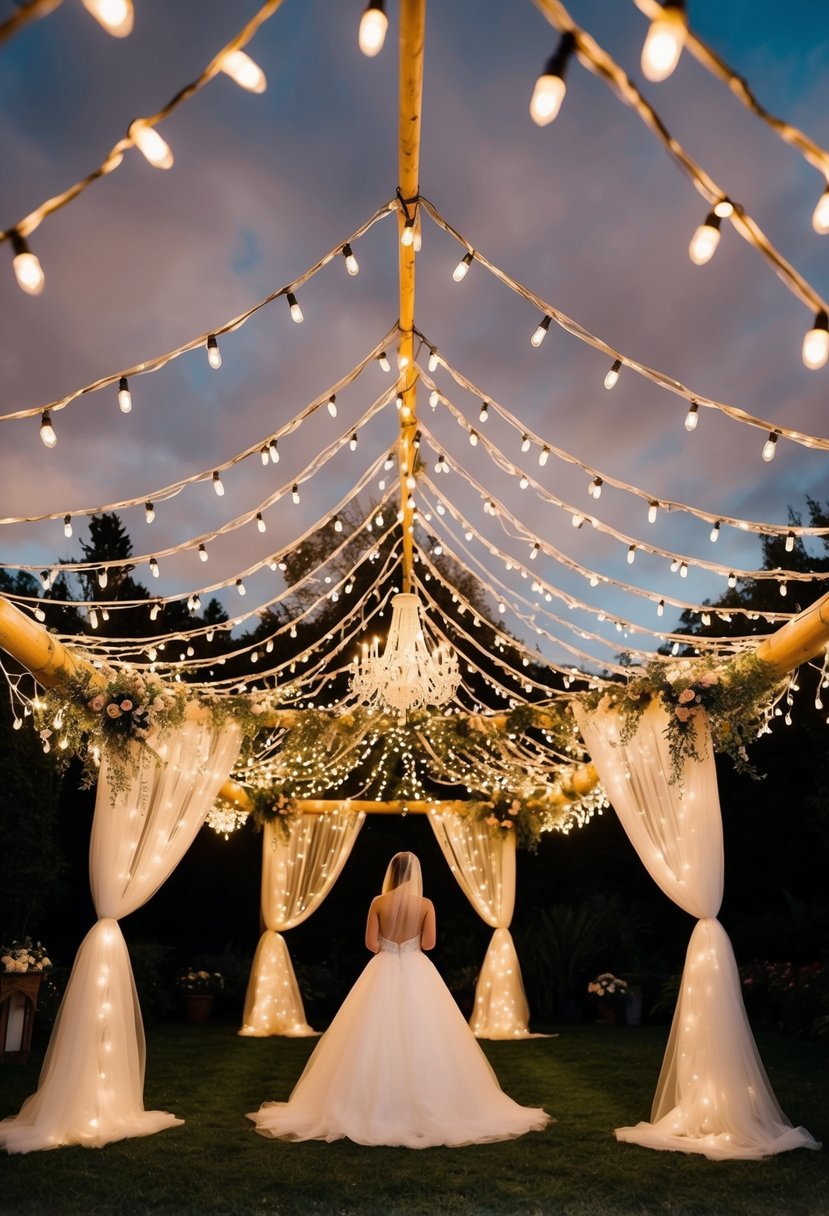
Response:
420,899,437,951
365,896,381,953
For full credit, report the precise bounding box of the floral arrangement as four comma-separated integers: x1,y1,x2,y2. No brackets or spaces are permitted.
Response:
1,937,52,973
588,972,629,999
175,968,224,994
248,787,300,840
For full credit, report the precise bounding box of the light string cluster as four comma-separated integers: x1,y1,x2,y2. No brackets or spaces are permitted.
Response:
0,0,135,47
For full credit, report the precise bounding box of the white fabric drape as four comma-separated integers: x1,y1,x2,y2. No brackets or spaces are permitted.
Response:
240,809,365,1037
0,720,241,1154
429,810,531,1039
575,699,819,1160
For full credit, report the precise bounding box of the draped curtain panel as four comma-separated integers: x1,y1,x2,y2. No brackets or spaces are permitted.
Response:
240,809,365,1037
429,810,531,1039
575,700,819,1160
0,720,242,1154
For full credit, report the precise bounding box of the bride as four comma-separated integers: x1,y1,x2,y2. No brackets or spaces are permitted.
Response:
247,851,551,1148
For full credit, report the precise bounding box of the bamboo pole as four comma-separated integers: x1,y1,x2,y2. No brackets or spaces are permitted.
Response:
755,586,829,675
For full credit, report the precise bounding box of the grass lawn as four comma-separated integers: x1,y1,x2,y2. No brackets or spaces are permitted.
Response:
0,1022,826,1216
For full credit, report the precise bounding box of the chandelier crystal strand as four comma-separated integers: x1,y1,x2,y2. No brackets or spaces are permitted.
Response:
350,593,459,719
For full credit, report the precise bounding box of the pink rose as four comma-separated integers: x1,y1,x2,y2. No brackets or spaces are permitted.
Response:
674,706,691,723
485,815,499,827
106,704,122,718
503,819,514,829
678,688,696,704
697,672,718,687
120,699,133,711
88,695,105,712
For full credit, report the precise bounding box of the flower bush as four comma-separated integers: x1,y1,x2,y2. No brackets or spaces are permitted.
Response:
587,972,629,999
741,959,829,1037
175,968,224,995
1,937,52,973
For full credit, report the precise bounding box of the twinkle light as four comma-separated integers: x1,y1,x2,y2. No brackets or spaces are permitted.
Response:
710,521,720,543
429,391,440,408
327,395,338,417
684,401,699,432
813,185,829,235
349,432,359,451
212,471,225,496
530,543,539,560
478,401,489,423
198,544,208,562
401,217,415,247
428,348,439,372
680,562,688,578
236,578,246,596
802,310,829,369
529,32,576,126
117,376,132,413
648,501,658,524
145,501,155,523
728,571,737,589
657,599,665,617
604,358,622,390
531,315,552,347
149,557,159,578
453,252,474,282
588,476,602,499
64,514,73,538
269,439,279,463
150,601,161,620
378,352,391,373
688,211,722,265
785,531,795,553
641,0,687,83
89,608,99,629
129,120,173,169
10,232,45,295
779,580,788,598
468,430,478,447
220,49,267,93
207,335,222,369
358,0,388,56
256,512,266,533
762,431,778,462
286,292,303,323
521,434,531,453
260,446,269,466
292,484,300,504
627,545,636,565
339,244,360,277
97,568,108,589
40,410,57,448
539,446,550,467
81,0,134,37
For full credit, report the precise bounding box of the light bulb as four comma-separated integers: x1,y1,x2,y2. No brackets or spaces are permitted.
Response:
469,430,478,447
429,390,439,408
648,501,658,523
207,335,222,369
684,401,698,431
762,431,778,462
81,0,134,35
145,501,155,523
97,567,108,589
641,1,686,82
10,233,45,295
710,521,720,542
785,531,795,553
64,514,73,538
428,348,439,372
529,33,575,126
333,516,343,533
198,544,208,562
689,211,721,265
521,434,531,453
378,352,391,372
256,513,266,533
604,359,622,389
779,581,788,597
150,601,161,620
680,562,688,577
453,252,473,282
129,120,173,169
260,446,269,465
812,186,829,235
627,545,636,564
531,315,551,347
589,476,602,499
212,471,225,496
89,608,99,629
149,558,159,578
327,395,337,417
292,485,300,504
803,310,829,369
728,572,736,589
286,292,303,323
572,513,584,528
530,543,539,560
236,579,246,596
359,0,387,56
401,218,415,247
220,49,266,93
657,599,664,616
539,446,550,467
349,433,358,450
40,570,51,590
342,243,359,275
478,401,489,423
117,375,132,413
40,410,57,448
269,439,279,463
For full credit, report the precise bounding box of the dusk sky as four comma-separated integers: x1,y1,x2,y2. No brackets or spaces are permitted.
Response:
1,0,828,678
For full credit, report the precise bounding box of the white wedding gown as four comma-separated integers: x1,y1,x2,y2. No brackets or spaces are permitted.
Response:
247,934,550,1148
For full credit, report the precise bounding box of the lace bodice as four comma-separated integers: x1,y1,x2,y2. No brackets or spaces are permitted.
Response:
378,933,421,955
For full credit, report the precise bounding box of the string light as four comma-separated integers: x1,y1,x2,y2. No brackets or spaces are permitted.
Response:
40,410,57,448
378,352,391,373
728,572,737,589
10,233,45,295
220,49,267,94
260,446,269,466
779,580,788,597
762,431,778,462
269,439,279,463
358,0,388,56
286,292,303,323
144,501,155,524
342,243,359,276
81,0,134,37
207,335,222,369
428,348,439,372
627,545,636,565
429,391,440,408
198,544,208,562
657,599,665,617
256,513,267,533
97,568,108,589
63,514,72,538
149,557,159,578
684,401,699,431
129,120,174,170
529,32,576,126
327,395,338,417
588,476,603,500
785,531,795,553
604,359,622,390
813,185,829,235
350,433,359,451
531,315,552,347
641,0,687,82
802,310,829,369
478,401,489,423
117,376,132,413
648,501,658,523
688,211,722,265
452,252,474,282
401,216,415,247
710,521,720,543
539,446,550,467
292,485,300,504
212,471,225,496
468,430,478,447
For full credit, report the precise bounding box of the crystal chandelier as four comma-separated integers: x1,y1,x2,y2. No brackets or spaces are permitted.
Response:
350,592,460,718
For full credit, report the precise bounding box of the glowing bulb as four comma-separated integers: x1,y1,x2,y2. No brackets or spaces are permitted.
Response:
728,571,736,589
401,218,415,247
627,545,636,564
588,476,602,499
429,390,439,408
342,243,359,275
116,375,132,414
478,401,489,423
802,310,829,369
198,544,208,562
762,431,778,462
531,315,551,347
81,0,133,36
207,335,222,369
813,186,829,235
333,516,343,533
11,233,45,295
349,433,358,451
89,608,99,629
468,430,478,447
378,352,391,373
530,543,539,560
538,446,550,467
269,439,279,463
212,471,225,496
710,521,720,543
292,485,300,504
684,401,698,432
688,211,721,265
98,568,108,589
529,34,575,126
150,601,161,620
64,514,73,538
144,501,155,523
680,562,688,578
327,395,337,417
604,358,621,389
256,513,266,533
641,1,686,82
220,49,266,93
428,348,439,372
785,531,795,553
648,501,658,523
40,410,57,448
521,434,531,453
453,252,473,282
657,599,664,616
149,558,159,578
129,120,173,169
779,580,788,597
572,513,584,528
359,0,387,56
286,292,303,323
519,474,529,489
260,446,269,465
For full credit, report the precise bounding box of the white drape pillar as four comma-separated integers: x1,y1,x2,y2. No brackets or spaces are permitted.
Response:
240,809,365,1037
0,720,241,1154
575,700,819,1160
429,810,531,1039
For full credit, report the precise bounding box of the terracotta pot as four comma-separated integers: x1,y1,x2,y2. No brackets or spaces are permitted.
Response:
594,1000,620,1025
183,993,214,1024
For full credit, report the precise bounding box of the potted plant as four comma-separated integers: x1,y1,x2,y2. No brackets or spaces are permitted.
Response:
1,938,52,1063
176,968,224,1024
587,972,629,1024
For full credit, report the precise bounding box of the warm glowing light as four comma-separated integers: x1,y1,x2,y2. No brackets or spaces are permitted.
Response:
428,348,439,372
117,375,132,413
212,471,225,496
648,501,658,523
453,252,473,282
688,211,721,265
207,335,222,368
220,49,266,93
256,512,266,533
333,516,343,533
64,514,73,538
785,531,795,553
144,501,155,523
81,0,133,37
236,578,246,596
198,544,208,562
761,431,778,462
11,233,45,295
641,1,686,82
627,545,636,564
342,243,359,275
292,484,300,504
803,310,829,369
287,292,303,323
401,218,415,247
529,33,575,126
539,446,550,466
359,1,388,56
378,352,391,373
684,401,699,431
40,410,57,448
710,521,720,542
604,358,621,389
531,316,551,347
149,558,159,578
812,186,829,235
129,121,174,169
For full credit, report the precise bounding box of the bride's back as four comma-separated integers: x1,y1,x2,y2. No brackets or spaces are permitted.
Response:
374,889,428,943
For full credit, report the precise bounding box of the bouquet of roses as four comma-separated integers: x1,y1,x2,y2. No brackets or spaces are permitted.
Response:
176,968,224,994
1,937,52,973
587,972,629,999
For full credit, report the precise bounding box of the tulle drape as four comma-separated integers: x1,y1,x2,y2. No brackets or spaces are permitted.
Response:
240,809,365,1037
429,810,531,1039
0,720,241,1154
575,700,819,1160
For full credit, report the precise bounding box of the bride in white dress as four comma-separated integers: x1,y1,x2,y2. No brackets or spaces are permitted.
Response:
247,851,551,1148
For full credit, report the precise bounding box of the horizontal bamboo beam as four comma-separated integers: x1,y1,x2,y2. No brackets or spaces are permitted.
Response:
755,587,829,675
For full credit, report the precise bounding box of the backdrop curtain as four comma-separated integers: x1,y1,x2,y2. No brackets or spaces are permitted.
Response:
575,699,819,1160
0,719,241,1154
239,809,365,1037
429,809,532,1039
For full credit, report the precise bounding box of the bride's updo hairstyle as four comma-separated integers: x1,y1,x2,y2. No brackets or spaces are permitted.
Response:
380,852,424,941
383,851,418,892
